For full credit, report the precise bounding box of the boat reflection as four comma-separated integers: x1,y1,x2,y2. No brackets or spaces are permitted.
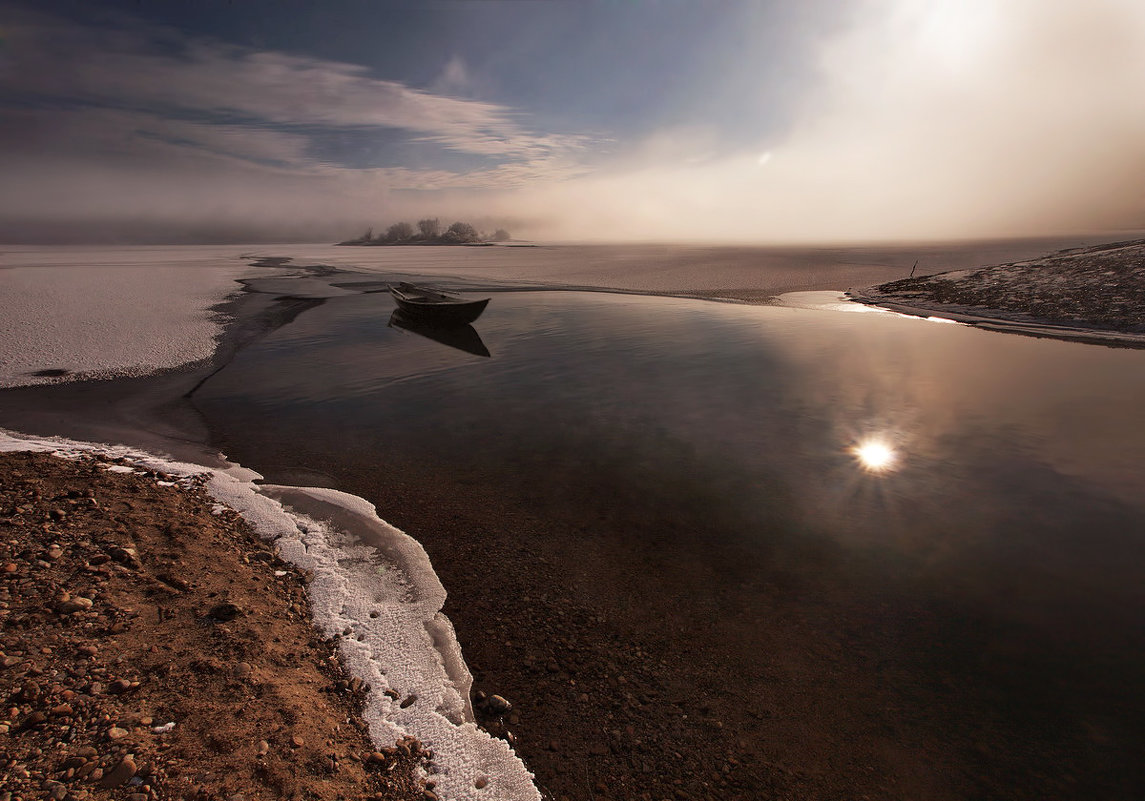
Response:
388,310,491,358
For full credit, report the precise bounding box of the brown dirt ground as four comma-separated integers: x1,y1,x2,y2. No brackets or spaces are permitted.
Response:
0,450,434,801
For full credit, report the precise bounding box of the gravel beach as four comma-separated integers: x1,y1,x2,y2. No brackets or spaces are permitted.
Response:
0,450,431,801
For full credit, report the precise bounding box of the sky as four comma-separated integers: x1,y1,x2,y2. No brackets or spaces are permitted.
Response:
1,0,1143,243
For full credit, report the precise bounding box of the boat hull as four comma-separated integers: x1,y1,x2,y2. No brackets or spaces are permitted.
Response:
389,284,490,325
391,295,489,325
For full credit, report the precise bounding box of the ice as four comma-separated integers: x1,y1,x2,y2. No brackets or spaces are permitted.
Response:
0,245,260,387
0,428,540,801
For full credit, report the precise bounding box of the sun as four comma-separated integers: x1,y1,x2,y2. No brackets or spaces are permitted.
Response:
853,439,898,472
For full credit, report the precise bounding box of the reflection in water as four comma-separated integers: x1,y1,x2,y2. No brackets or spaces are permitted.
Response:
853,437,899,472
388,310,491,358
196,289,1145,799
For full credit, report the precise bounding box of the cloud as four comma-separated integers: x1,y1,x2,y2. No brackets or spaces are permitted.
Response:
509,0,1145,242
2,0,1143,243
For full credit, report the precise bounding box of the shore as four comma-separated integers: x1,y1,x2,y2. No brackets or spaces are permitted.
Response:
848,239,1145,347
0,450,429,801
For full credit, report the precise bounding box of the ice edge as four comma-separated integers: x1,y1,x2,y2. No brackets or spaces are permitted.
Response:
0,428,541,801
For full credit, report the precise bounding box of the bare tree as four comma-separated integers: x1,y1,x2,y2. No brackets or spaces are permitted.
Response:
417,218,441,239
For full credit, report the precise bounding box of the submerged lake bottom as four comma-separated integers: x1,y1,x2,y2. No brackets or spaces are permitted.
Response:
195,287,1145,800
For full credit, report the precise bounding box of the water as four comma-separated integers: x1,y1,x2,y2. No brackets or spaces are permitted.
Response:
195,283,1145,797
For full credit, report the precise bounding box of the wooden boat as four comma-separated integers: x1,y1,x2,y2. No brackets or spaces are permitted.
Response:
389,282,490,325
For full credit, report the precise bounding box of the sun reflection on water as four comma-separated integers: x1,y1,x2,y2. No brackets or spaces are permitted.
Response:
853,438,899,472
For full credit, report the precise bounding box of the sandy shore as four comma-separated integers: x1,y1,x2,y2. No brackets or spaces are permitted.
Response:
0,450,431,801
848,239,1145,347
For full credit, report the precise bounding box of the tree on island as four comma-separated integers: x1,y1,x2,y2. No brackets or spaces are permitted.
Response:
384,221,414,242
336,218,509,246
442,221,480,243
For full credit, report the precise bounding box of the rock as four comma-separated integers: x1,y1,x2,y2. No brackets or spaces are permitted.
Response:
474,776,489,789
291,734,304,747
108,726,129,739
400,694,417,709
485,694,512,715
232,662,252,679
256,740,269,756
206,602,243,622
109,679,132,694
50,703,74,717
107,547,140,569
58,597,94,614
99,756,136,787
78,644,99,657
46,547,64,561
20,710,46,729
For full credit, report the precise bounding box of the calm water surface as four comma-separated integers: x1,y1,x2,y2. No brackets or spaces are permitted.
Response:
198,288,1145,795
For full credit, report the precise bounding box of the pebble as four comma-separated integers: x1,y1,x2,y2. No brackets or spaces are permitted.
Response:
99,756,137,787
232,662,252,679
108,727,129,740
291,734,305,747
256,740,270,756
485,695,512,715
400,694,417,709
474,776,489,789
58,597,94,614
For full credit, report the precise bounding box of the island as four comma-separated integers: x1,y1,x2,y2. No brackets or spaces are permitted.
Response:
337,218,510,246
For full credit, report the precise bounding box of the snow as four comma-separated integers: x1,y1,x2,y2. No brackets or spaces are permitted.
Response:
0,429,540,801
0,245,260,388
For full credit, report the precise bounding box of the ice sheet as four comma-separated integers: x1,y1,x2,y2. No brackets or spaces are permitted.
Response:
0,245,259,387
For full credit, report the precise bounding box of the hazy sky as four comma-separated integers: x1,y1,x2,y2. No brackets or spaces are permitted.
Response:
2,0,1143,243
